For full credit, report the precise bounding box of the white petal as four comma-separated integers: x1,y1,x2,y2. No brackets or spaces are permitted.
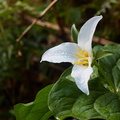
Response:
41,42,80,64
71,65,93,95
78,15,102,54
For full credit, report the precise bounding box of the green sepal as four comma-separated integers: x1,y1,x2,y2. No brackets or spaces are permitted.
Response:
71,24,78,43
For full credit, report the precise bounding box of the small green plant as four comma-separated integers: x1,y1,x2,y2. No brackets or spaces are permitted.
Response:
14,16,120,120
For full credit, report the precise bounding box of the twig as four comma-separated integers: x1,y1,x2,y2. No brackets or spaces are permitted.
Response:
16,0,58,42
93,36,118,45
25,16,118,45
25,16,70,33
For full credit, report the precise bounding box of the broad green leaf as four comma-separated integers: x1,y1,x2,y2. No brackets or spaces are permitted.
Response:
94,92,120,120
101,44,120,53
93,50,114,62
14,84,53,120
93,45,114,62
71,24,78,43
112,59,120,92
48,67,107,120
93,45,103,55
97,44,120,92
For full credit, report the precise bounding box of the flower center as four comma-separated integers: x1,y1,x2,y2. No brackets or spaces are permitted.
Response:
74,49,90,66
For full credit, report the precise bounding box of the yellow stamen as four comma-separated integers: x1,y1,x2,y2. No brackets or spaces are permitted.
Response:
80,58,88,61
74,54,84,59
78,49,85,55
74,61,88,65
78,49,90,57
74,49,90,66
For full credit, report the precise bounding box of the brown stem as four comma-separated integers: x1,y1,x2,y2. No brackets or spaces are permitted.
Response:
25,16,118,45
16,0,58,42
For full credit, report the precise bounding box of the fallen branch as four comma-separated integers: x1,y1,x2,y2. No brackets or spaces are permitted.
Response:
25,15,118,45
16,0,58,42
25,15,70,33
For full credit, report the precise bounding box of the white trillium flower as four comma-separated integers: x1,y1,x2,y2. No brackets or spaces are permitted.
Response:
41,15,103,95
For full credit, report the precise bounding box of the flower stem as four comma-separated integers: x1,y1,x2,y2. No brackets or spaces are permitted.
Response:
94,62,116,93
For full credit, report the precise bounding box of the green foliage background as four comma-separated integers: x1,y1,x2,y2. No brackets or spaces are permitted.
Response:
0,0,120,119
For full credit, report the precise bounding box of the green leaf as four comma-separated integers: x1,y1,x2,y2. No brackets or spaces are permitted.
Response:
112,59,120,92
94,92,120,120
48,67,107,120
93,45,114,62
97,44,120,92
93,44,120,55
14,84,53,120
71,24,78,43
